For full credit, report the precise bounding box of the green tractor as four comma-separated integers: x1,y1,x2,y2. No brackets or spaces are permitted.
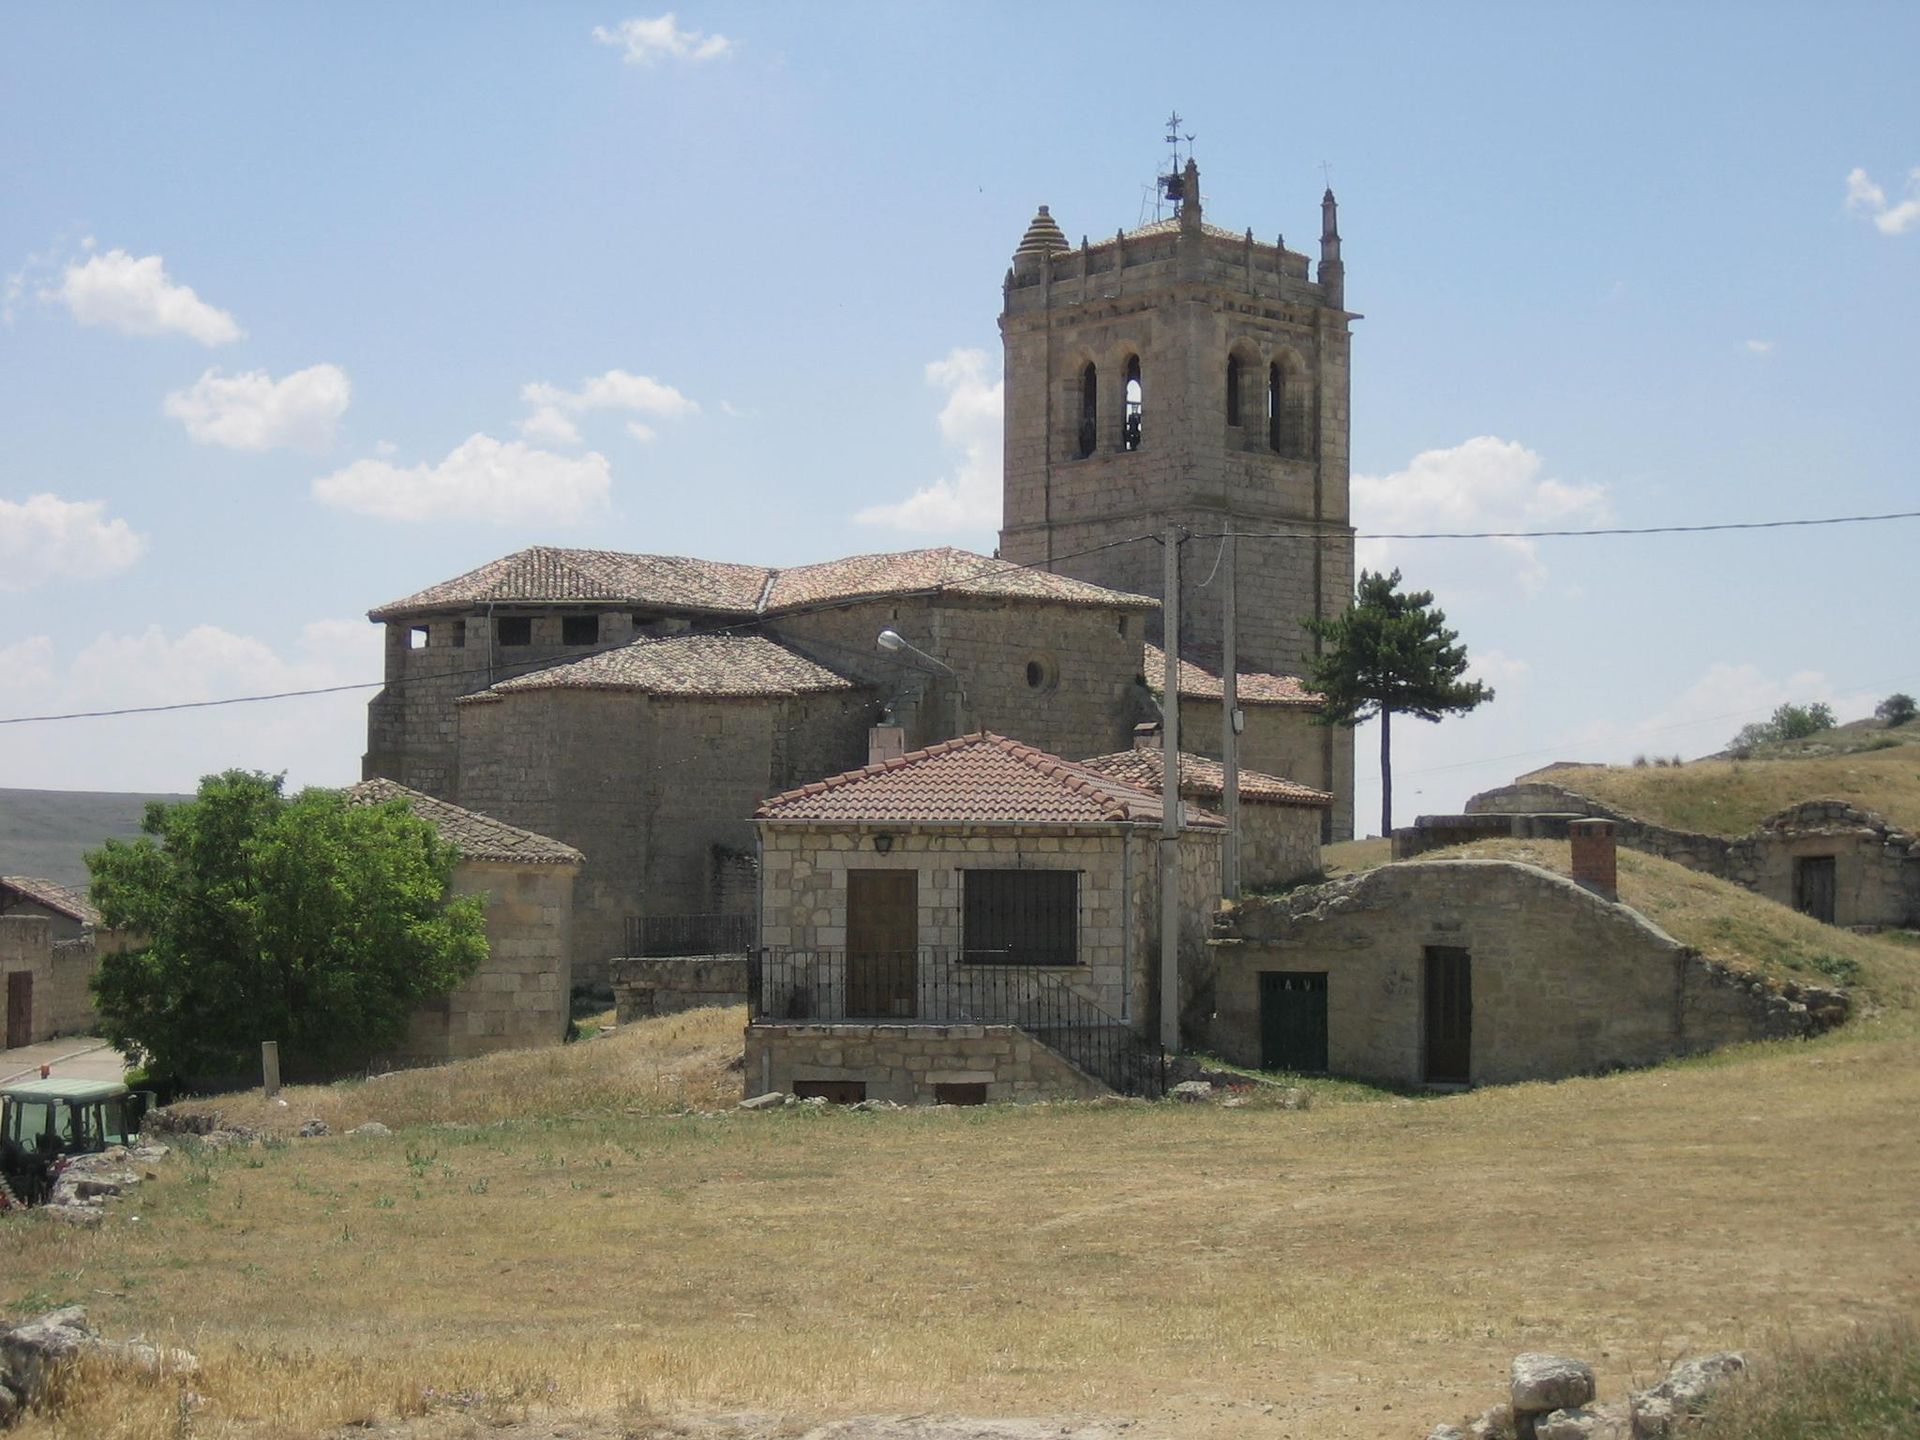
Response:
0,1078,148,1209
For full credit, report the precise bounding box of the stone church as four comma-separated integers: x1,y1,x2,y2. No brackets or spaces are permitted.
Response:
361,161,1358,989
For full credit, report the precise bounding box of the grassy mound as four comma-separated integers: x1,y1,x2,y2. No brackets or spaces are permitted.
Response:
1533,744,1920,837
204,1005,746,1135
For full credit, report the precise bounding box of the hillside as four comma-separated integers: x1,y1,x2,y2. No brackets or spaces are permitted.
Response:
1533,741,1920,838
0,787,188,890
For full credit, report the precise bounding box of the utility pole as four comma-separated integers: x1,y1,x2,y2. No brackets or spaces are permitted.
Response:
1160,525,1183,1054
1221,531,1240,899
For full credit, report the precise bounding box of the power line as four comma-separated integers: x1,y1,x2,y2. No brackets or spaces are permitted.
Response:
1206,507,1920,542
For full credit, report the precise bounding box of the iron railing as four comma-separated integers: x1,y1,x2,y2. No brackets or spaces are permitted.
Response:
623,912,757,957
748,946,1167,1098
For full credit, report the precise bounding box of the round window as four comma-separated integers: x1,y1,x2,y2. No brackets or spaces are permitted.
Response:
1025,655,1059,692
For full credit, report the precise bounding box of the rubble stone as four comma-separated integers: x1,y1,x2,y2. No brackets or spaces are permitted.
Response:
1511,1355,1597,1417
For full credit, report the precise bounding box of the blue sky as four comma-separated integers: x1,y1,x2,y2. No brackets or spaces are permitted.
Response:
2,4,1915,831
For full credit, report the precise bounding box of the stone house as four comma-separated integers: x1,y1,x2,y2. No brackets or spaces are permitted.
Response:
747,732,1224,1104
1461,782,1920,930
344,779,582,1063
1075,743,1330,892
0,878,122,1047
1192,827,1846,1088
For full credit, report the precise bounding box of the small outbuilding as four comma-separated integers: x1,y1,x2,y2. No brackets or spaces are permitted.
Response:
1075,745,1329,890
345,780,583,1063
1193,835,1846,1088
748,732,1223,1103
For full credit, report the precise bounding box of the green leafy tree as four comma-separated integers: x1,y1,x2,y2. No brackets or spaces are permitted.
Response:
1876,693,1917,728
1304,569,1494,836
88,771,488,1089
1727,701,1840,756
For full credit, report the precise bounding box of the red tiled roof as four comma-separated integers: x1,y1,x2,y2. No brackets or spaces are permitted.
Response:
475,634,856,700
763,547,1156,613
344,779,583,865
371,545,1154,622
1076,749,1332,808
1,876,101,927
1143,644,1320,709
757,732,1224,828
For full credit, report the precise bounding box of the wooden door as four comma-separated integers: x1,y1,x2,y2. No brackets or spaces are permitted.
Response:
847,870,917,1019
1794,856,1837,924
5,971,32,1049
1423,947,1472,1085
1258,972,1328,1072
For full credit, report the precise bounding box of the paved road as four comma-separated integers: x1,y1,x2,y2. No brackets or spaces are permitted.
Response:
0,1038,129,1086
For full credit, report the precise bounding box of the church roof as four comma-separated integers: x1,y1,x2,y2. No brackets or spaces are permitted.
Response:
1,876,102,927
344,779,583,865
371,546,1155,622
757,732,1223,829
1143,644,1321,709
1075,749,1332,809
472,633,857,700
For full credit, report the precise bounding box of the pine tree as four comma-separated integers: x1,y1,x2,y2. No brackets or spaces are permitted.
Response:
1305,570,1493,836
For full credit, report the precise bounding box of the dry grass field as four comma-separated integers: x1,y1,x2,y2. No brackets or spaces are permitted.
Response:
1534,741,1920,836
4,858,1918,1439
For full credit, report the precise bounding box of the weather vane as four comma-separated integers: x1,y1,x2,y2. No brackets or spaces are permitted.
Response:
1159,112,1196,212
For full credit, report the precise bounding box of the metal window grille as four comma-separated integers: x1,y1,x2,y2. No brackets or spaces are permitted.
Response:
962,870,1078,966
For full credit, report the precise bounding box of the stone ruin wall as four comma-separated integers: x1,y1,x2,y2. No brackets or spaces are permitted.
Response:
1466,783,1920,929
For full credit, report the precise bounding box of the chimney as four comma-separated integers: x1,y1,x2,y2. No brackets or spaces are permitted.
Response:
868,725,906,767
1569,818,1617,901
1132,721,1161,751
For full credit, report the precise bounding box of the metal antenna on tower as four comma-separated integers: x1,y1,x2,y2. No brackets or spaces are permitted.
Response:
1158,111,1195,215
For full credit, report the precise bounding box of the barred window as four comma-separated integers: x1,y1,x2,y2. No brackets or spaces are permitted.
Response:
962,869,1078,966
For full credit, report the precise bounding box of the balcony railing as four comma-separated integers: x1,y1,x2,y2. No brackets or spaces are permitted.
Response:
623,912,757,957
749,946,1166,1098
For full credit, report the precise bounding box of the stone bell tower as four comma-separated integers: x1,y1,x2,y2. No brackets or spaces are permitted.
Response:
996,158,1357,686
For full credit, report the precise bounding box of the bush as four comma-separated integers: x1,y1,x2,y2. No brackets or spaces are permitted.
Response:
1727,702,1838,756
1876,693,1917,728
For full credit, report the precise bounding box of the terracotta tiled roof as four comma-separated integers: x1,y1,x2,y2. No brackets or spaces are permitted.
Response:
475,633,857,700
763,547,1157,614
371,545,1155,623
1076,749,1333,808
757,732,1223,829
1143,644,1320,709
370,547,770,622
344,780,583,865
1,876,101,927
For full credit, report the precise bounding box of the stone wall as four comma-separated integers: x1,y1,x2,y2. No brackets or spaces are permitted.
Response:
0,915,55,1047
1173,698,1350,841
772,594,1149,763
743,1022,1108,1104
1193,859,1846,1087
1466,784,1920,928
457,686,872,990
48,937,101,1036
391,857,577,1063
611,956,750,1021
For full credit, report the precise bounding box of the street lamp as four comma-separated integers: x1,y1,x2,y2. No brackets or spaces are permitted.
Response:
876,629,969,737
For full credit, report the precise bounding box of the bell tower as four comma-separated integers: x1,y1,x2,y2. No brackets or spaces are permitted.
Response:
996,156,1357,688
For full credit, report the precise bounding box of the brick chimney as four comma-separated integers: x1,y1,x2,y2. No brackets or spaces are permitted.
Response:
1132,721,1160,751
868,725,906,766
1569,818,1617,901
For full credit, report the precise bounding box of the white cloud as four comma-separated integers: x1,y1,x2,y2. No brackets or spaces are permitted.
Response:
1745,339,1775,357
516,368,697,444
625,421,657,442
591,13,733,64
1352,436,1609,591
1845,165,1920,236
854,347,1003,535
0,618,380,792
49,247,242,344
313,433,612,524
1560,660,1877,762
162,364,351,452
0,494,147,591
